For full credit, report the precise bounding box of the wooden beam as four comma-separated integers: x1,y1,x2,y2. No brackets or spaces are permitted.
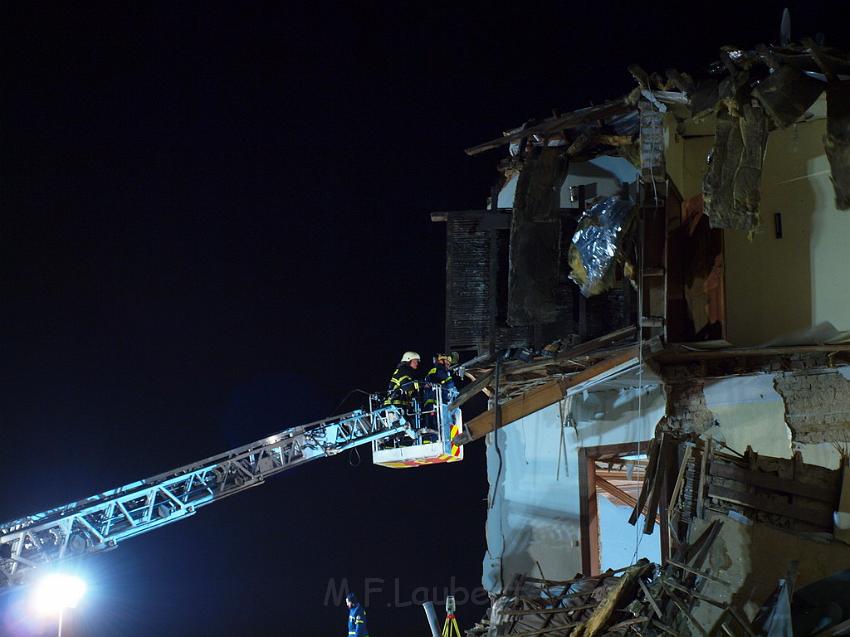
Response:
707,485,834,528
448,370,493,411
643,436,670,535
578,448,600,576
836,460,850,545
596,476,661,525
813,617,850,637
709,460,838,503
454,348,640,445
654,344,850,364
548,325,635,367
465,99,632,156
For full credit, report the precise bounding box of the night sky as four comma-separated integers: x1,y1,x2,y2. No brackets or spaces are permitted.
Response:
2,2,847,636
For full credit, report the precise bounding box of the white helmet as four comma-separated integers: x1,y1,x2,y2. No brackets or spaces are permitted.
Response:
401,351,421,362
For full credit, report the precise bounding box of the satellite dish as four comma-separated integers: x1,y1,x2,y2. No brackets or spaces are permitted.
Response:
780,8,791,46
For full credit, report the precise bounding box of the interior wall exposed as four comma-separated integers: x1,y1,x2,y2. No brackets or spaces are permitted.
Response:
482,385,664,593
666,111,850,345
667,112,850,345
699,371,844,469
598,490,661,571
495,156,638,209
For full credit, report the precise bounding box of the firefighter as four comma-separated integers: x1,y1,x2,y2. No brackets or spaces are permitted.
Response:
383,351,422,447
384,351,421,411
346,592,369,637
422,352,459,442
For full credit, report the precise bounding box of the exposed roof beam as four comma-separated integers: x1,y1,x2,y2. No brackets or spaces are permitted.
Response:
453,347,642,445
464,99,632,156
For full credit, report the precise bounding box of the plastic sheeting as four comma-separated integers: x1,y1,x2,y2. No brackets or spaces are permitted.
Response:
568,195,635,297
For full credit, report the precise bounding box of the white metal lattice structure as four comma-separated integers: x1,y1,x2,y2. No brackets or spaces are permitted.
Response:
0,402,409,588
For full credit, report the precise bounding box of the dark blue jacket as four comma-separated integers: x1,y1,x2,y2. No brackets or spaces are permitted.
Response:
348,603,369,637
424,363,456,406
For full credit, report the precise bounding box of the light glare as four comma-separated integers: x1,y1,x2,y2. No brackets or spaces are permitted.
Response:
31,573,87,615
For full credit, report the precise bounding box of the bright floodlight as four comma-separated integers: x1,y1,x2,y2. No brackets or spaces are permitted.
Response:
31,573,87,615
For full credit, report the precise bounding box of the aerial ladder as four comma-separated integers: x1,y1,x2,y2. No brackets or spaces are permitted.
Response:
0,385,463,589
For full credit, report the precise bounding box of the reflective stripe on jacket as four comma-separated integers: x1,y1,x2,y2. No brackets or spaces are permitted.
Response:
424,364,456,406
384,361,419,407
348,604,369,637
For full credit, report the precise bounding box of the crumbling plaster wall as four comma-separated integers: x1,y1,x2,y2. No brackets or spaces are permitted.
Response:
664,368,847,469
483,385,664,593
482,365,848,593
665,113,850,345
688,511,850,633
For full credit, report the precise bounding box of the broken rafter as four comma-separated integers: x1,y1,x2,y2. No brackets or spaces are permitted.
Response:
453,347,641,446
465,99,632,156
449,370,494,411
595,476,661,525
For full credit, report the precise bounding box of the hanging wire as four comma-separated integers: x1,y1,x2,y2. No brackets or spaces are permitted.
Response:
632,102,663,565
491,354,506,592
348,446,362,467
557,397,571,480
330,388,373,416
328,388,376,467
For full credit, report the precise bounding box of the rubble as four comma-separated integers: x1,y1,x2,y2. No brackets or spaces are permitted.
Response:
466,434,850,637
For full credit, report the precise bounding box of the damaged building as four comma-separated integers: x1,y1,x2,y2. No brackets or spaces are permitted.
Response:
434,36,850,636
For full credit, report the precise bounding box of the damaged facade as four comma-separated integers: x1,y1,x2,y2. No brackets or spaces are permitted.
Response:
435,36,850,636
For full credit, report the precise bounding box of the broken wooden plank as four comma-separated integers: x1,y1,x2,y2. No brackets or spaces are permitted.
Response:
508,619,584,637
651,619,679,636
607,617,649,631
835,459,850,545
449,370,493,411
707,484,834,528
813,617,850,637
666,557,729,586
696,439,710,520
684,519,724,569
709,460,838,503
637,577,662,619
663,584,708,637
454,348,640,445
465,100,632,156
491,326,637,379
630,437,660,527
667,443,694,537
727,606,757,637
569,562,652,637
653,344,850,364
596,476,661,525
662,577,727,608
643,436,670,535
503,603,597,616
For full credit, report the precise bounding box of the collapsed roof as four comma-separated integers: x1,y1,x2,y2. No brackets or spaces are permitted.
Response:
466,39,850,230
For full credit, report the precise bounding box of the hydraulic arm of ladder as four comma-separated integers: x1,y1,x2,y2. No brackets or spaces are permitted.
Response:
0,403,408,588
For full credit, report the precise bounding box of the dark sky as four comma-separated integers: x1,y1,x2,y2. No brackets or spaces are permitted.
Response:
1,2,847,636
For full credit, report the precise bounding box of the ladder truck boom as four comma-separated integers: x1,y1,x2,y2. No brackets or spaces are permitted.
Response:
0,401,410,588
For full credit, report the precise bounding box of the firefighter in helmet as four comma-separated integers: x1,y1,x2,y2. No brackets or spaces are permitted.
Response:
384,351,421,411
422,352,459,443
383,351,422,446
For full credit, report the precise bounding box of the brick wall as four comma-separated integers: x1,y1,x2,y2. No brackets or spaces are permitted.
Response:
773,369,850,444
664,380,716,433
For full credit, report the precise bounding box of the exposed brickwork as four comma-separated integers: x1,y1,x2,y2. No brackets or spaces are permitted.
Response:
657,352,834,380
773,369,850,444
664,380,716,434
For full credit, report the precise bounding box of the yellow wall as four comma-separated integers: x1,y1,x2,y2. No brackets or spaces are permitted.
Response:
667,116,850,346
